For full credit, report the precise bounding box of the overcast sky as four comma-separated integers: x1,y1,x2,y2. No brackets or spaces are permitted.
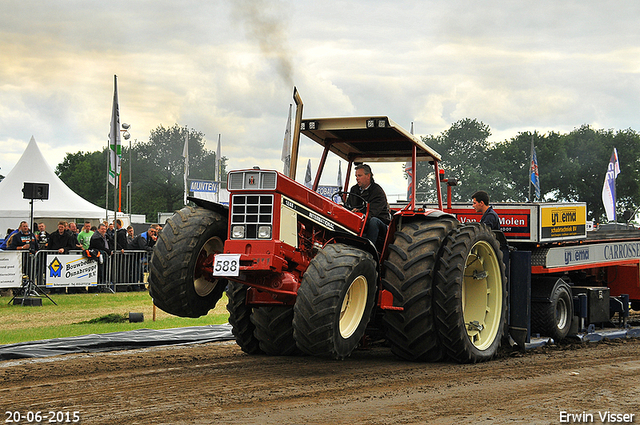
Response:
2,0,640,200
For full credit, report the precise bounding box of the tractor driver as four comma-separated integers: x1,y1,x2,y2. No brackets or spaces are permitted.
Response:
347,164,392,246
472,190,501,230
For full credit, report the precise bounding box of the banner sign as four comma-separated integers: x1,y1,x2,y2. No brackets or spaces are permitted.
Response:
0,251,22,289
190,180,219,193
316,185,340,200
540,204,586,241
46,254,98,287
543,240,640,268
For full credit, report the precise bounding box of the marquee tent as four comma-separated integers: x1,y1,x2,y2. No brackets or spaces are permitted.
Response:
0,136,109,234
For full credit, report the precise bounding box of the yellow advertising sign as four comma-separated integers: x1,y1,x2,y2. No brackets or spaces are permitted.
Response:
540,204,587,240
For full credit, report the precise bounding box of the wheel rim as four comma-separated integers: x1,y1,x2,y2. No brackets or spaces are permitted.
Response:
556,295,569,330
339,275,368,339
461,240,502,351
194,236,223,297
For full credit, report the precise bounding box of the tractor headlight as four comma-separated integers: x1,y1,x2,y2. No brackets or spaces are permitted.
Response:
232,225,245,239
257,225,272,239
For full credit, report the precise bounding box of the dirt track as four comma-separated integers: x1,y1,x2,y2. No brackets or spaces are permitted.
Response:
1,337,639,425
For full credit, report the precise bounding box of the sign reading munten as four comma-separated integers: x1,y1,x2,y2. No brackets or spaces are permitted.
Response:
46,254,98,287
190,180,219,193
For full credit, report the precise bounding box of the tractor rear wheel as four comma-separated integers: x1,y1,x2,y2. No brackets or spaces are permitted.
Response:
434,223,507,363
149,206,227,318
251,306,299,356
226,282,263,354
293,244,377,359
382,218,456,361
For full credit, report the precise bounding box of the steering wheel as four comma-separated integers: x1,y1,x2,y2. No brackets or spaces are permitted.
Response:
332,190,369,214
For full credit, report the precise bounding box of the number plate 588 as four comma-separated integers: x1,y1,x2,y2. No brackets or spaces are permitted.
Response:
212,254,241,277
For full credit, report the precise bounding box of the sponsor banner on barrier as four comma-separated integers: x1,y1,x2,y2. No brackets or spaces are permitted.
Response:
544,240,640,268
46,254,98,287
0,251,22,289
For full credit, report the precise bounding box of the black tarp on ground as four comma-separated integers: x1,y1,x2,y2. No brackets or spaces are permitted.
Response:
0,324,234,360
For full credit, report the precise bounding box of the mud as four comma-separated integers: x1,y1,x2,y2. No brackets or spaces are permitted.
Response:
1,337,639,424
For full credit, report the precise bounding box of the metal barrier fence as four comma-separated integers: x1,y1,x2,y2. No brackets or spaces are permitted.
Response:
18,250,152,292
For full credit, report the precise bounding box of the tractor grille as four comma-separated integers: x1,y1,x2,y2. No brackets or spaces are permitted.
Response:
231,194,274,239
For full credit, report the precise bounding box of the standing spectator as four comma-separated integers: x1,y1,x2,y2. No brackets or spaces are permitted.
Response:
36,223,50,250
48,221,76,254
90,223,114,285
114,219,128,253
126,226,135,246
0,228,17,250
68,222,82,250
106,222,115,240
128,226,157,288
77,221,94,250
8,221,37,253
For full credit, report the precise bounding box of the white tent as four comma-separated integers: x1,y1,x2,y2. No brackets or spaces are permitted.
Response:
0,136,110,234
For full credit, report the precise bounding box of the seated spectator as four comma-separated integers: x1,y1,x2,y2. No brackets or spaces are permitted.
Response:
48,221,77,254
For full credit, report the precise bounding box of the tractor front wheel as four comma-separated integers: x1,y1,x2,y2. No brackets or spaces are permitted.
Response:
149,206,227,318
293,244,377,359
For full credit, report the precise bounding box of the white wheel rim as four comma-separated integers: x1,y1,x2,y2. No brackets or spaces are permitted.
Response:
339,275,368,339
556,295,569,330
462,240,502,351
194,236,223,297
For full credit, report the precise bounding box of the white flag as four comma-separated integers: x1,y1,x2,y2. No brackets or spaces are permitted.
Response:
304,159,312,188
108,75,121,187
602,148,620,222
337,161,343,188
281,104,292,175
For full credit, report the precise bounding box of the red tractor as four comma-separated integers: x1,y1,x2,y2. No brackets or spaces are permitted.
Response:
149,89,508,363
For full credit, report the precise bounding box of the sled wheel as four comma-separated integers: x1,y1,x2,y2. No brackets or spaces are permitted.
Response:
293,244,377,359
226,281,263,354
434,223,507,363
532,278,573,341
149,206,227,318
382,218,456,361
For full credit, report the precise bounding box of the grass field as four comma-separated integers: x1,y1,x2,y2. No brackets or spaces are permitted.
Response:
0,290,230,345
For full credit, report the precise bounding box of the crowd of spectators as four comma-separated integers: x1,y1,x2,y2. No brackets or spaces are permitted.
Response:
0,219,162,292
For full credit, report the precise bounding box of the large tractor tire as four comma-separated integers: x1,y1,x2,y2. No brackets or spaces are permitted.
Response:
382,218,457,362
531,278,573,342
149,206,227,318
434,223,507,363
226,281,263,354
293,244,377,360
251,306,299,356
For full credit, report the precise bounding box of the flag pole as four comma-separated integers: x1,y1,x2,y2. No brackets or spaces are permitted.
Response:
183,126,189,205
528,135,533,202
216,134,221,203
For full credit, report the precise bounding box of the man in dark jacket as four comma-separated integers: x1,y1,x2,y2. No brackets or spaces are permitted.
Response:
48,221,77,254
346,164,391,247
472,190,501,230
8,221,37,253
114,219,129,253
89,223,113,284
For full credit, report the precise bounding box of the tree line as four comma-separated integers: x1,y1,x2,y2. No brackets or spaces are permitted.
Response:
52,120,640,223
55,124,227,222
415,118,640,222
